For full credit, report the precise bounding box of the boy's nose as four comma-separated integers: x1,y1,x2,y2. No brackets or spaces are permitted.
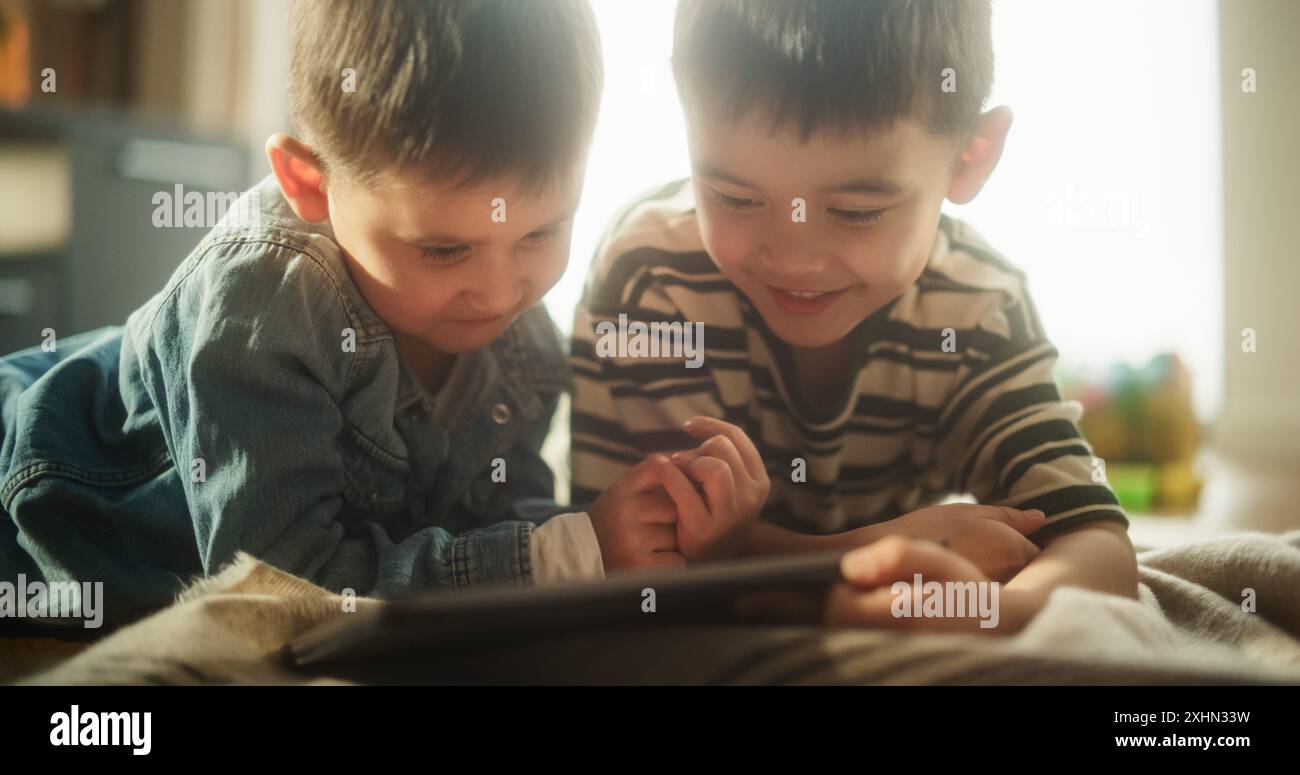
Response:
760,218,831,273
468,258,525,315
468,286,523,318
757,241,831,277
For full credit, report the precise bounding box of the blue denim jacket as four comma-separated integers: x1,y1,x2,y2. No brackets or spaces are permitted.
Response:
0,175,570,630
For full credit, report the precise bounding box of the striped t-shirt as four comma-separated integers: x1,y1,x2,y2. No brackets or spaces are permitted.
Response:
569,179,1127,542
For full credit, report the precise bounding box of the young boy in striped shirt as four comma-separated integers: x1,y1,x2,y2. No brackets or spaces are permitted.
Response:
570,0,1137,634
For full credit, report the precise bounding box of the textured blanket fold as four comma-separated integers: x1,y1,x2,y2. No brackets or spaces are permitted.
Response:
9,530,1300,685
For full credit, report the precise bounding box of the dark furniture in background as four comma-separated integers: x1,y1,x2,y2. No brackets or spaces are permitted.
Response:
0,107,250,353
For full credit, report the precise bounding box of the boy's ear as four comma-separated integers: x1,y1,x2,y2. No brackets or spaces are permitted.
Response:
265,133,331,222
946,106,1013,206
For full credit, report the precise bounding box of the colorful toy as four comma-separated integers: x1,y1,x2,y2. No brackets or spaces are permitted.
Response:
1059,353,1202,513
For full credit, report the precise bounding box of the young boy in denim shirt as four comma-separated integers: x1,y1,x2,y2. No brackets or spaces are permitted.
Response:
0,0,712,632
570,0,1139,634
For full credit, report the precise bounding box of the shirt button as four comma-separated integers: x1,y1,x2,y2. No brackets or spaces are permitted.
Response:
490,402,512,425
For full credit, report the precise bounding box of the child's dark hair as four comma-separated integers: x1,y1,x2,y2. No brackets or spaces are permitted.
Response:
672,0,992,148
288,0,603,192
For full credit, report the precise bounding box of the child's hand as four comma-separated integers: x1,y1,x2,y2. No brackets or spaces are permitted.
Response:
863,503,1045,582
667,416,771,561
824,535,1049,635
587,455,704,572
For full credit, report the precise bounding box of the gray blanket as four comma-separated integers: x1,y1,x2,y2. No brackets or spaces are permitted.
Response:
12,530,1300,685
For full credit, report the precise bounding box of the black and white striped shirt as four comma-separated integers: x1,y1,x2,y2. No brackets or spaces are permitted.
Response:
569,179,1127,541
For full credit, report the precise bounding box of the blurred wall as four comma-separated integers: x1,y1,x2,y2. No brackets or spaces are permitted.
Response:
0,0,288,346
132,0,287,181
1215,0,1300,465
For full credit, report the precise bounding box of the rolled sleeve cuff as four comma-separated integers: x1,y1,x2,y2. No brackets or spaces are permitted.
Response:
529,511,606,583
449,520,535,588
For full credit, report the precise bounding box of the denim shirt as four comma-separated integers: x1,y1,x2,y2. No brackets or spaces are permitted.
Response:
0,175,571,630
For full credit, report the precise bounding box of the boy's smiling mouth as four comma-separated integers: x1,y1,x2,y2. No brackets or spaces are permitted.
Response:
765,283,853,316
449,313,507,327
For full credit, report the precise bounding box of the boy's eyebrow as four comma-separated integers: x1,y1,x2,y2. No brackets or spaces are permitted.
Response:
694,161,755,190
398,230,468,246
397,210,577,246
532,209,579,231
823,178,906,197
695,161,905,197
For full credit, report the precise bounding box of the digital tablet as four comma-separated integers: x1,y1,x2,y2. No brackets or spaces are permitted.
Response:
285,549,846,670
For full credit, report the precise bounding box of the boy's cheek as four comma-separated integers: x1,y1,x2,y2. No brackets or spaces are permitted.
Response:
340,247,445,325
537,247,571,296
698,220,757,278
372,280,452,332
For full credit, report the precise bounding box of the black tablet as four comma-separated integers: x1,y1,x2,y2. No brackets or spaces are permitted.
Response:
285,549,846,669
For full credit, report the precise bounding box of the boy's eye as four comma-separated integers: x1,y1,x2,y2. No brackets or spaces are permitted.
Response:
520,227,559,246
420,244,472,264
708,188,761,212
829,208,887,227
